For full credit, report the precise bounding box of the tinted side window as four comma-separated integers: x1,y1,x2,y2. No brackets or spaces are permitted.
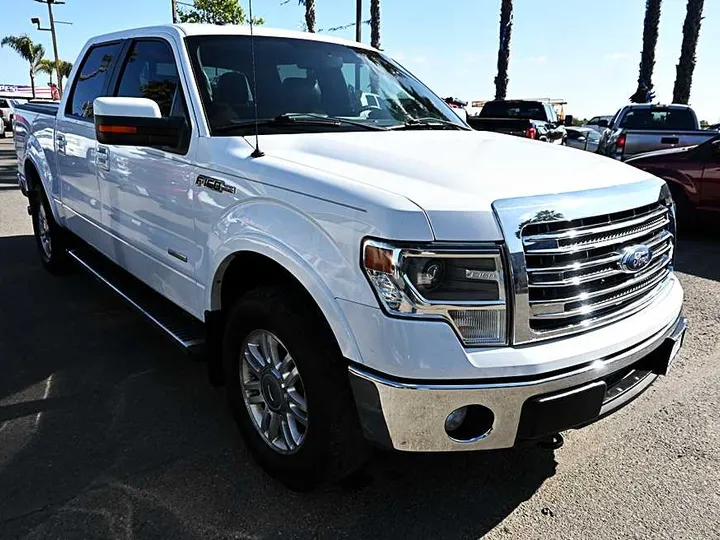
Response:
66,42,121,119
115,40,180,117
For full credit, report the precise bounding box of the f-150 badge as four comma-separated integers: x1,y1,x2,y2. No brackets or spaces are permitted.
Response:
196,175,236,194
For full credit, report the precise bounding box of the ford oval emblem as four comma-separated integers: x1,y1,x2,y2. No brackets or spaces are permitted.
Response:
619,245,652,273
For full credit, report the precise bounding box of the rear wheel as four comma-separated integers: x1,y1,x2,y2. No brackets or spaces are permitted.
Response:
223,286,369,491
30,185,72,273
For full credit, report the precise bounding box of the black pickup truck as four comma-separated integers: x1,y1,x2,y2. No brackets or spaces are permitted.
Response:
467,100,572,144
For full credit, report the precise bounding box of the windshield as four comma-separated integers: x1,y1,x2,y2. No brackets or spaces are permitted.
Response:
185,35,467,135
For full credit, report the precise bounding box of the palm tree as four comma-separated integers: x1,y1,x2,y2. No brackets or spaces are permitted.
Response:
370,0,380,48
672,0,704,104
37,58,56,85
57,60,73,83
297,0,316,32
1,35,45,98
494,0,513,100
631,0,662,103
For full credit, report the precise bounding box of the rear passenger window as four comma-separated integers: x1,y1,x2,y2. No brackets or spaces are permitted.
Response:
115,40,180,118
66,42,121,119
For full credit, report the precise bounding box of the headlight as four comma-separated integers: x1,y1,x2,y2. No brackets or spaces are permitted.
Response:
362,239,508,346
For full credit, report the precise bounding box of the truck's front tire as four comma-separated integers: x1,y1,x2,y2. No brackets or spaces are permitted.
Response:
30,186,72,274
222,286,369,491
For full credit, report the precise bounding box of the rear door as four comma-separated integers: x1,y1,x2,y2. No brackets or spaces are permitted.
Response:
57,41,123,250
98,37,201,315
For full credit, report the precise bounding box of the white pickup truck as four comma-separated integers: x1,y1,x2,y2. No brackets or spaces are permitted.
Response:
13,24,686,490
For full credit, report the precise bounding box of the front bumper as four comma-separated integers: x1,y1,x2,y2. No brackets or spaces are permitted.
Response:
349,314,687,452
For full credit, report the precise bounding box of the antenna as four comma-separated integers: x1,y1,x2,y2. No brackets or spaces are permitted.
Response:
248,0,264,158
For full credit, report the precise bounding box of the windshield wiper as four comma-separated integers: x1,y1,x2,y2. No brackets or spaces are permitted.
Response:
388,117,471,131
213,112,388,134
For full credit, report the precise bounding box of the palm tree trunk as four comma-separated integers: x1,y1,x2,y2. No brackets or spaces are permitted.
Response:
632,0,662,103
370,0,380,49
355,0,362,42
305,0,316,32
30,69,36,99
672,0,704,104
494,0,513,100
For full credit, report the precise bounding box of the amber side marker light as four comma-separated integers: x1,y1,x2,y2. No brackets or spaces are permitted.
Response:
98,125,137,134
364,244,393,274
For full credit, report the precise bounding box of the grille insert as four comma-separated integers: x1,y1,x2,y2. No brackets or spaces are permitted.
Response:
522,202,674,333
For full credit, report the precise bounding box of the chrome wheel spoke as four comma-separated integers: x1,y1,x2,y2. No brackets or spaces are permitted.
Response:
260,332,281,369
286,413,304,441
278,354,293,376
284,367,300,389
260,409,272,431
246,393,264,405
267,411,281,441
287,389,307,413
288,403,308,426
245,345,265,374
280,418,296,451
243,379,260,392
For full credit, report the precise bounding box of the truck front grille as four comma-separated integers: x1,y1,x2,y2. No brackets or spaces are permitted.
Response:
521,202,674,333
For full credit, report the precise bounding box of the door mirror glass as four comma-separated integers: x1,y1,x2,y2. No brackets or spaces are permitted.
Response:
564,115,574,127
597,119,609,128
93,97,185,147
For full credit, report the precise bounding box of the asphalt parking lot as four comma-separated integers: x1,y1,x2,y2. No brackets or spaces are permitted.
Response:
1,134,719,540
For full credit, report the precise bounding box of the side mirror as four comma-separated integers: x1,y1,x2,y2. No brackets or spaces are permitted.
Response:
93,97,185,147
597,119,609,128
564,115,574,127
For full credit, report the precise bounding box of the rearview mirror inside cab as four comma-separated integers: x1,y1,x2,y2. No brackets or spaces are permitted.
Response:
93,97,185,148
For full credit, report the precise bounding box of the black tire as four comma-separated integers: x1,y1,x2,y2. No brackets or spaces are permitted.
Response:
30,185,72,274
222,286,369,491
668,183,697,235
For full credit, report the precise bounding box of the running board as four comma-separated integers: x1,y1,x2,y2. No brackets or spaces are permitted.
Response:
67,248,206,353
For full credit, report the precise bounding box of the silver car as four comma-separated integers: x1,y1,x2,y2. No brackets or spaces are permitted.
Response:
566,127,600,152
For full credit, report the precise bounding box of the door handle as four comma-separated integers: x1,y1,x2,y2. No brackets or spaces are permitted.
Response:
96,146,110,170
55,133,66,153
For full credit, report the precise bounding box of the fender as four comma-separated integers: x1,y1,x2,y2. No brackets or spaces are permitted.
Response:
24,132,63,224
205,199,376,365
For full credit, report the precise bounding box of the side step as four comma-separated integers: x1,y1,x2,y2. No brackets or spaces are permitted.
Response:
67,248,206,353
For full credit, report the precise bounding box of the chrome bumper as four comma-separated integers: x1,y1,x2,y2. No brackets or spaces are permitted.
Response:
349,314,687,452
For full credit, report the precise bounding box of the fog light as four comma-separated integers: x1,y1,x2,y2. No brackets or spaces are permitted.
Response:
445,406,468,432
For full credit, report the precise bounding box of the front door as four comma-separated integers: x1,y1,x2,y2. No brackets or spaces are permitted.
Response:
57,41,123,250
98,37,201,316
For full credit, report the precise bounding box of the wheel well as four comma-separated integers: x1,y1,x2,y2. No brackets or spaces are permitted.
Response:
217,252,329,327
24,160,40,193
206,251,340,387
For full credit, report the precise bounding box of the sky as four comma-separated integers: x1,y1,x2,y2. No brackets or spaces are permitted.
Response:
1,0,719,122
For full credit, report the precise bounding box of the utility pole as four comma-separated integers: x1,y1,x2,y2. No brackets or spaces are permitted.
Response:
355,0,362,42
33,0,66,97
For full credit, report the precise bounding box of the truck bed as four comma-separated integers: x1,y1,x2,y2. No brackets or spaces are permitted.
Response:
467,117,531,137
623,129,715,159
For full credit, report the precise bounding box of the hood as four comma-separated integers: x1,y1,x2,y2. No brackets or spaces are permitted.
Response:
259,130,654,240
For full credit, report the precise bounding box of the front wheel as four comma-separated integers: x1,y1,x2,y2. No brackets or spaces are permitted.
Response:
223,286,369,491
30,186,72,273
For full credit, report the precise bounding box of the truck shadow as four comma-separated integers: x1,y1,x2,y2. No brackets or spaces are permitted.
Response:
674,229,720,282
0,234,555,539
0,140,18,189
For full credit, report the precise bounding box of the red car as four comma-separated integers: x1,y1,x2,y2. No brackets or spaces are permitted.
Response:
626,135,720,226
